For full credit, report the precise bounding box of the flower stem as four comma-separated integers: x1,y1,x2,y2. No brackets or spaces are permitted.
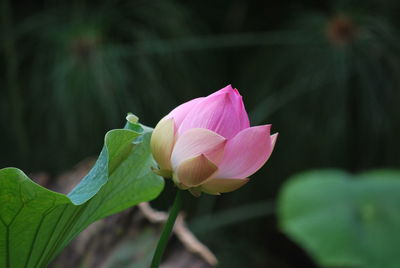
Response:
150,189,183,268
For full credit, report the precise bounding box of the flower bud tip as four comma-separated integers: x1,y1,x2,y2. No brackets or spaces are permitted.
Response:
126,113,139,124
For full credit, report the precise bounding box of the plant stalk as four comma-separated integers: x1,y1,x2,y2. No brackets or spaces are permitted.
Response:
150,189,183,268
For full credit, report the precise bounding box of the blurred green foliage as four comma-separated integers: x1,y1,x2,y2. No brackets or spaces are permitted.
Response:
279,169,400,268
1,0,400,267
1,0,222,171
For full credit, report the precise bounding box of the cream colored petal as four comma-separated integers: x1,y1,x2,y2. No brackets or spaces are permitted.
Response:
176,154,218,187
151,167,173,178
188,188,202,197
150,118,175,170
201,178,250,194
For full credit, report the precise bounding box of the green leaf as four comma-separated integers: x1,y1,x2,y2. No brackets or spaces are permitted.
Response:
0,126,164,268
278,169,400,268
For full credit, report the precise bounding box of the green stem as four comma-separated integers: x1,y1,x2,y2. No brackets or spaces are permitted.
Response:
151,189,183,268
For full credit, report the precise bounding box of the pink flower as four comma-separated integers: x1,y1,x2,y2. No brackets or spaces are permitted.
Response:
150,85,277,195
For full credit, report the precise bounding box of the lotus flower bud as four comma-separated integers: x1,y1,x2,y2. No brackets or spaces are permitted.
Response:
150,85,277,195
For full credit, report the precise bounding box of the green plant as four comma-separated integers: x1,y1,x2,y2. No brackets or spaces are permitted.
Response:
279,169,400,268
0,120,164,267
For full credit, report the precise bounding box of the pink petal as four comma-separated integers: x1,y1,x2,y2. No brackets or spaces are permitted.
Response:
178,86,249,139
171,128,226,170
216,125,277,179
208,84,234,97
236,91,250,130
209,85,250,130
270,132,278,148
165,97,204,129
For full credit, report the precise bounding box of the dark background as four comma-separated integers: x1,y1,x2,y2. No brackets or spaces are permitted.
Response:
1,0,400,267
